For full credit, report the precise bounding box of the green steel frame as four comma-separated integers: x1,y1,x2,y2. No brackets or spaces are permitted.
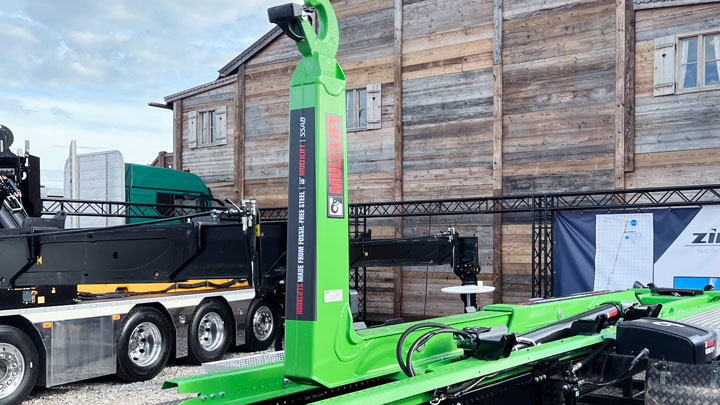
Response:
162,2,720,404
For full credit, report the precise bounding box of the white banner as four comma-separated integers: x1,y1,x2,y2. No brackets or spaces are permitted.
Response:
654,206,720,288
594,213,654,290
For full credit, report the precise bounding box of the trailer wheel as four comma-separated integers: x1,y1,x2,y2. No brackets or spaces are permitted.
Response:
116,307,172,382
0,326,38,405
187,301,232,364
244,299,280,352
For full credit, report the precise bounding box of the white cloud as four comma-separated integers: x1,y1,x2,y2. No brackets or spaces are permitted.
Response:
0,0,304,189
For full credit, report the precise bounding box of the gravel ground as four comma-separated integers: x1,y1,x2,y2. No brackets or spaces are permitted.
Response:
24,348,275,405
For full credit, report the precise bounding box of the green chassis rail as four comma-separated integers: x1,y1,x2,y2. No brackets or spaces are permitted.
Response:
163,1,720,404
165,289,720,404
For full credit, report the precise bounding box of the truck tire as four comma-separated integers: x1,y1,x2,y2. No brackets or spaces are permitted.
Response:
116,307,172,382
0,326,39,405
187,300,232,364
244,299,280,352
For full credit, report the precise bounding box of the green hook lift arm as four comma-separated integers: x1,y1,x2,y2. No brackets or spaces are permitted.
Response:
273,0,350,384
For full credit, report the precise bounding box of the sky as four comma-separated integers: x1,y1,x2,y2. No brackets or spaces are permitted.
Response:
0,0,301,189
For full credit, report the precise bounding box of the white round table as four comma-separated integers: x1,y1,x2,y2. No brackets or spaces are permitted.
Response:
441,281,495,312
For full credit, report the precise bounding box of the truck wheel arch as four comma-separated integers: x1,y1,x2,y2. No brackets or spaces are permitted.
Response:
0,316,47,387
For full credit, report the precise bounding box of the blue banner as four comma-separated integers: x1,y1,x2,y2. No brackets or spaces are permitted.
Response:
554,208,701,296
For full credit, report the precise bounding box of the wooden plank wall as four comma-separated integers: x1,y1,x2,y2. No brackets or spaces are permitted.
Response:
180,83,236,198
337,0,398,317
174,0,720,317
242,0,397,209
628,3,720,188
243,41,295,207
399,0,496,317
500,0,617,301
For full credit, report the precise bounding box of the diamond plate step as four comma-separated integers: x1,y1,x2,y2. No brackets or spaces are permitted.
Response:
202,350,285,373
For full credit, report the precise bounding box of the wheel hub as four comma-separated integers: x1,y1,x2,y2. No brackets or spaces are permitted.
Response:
253,306,274,342
128,322,163,368
0,343,25,400
197,312,225,352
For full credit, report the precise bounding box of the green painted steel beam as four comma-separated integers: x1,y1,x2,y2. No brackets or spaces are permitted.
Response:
162,0,720,402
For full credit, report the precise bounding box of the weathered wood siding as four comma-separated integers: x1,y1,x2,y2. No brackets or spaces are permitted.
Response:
629,3,720,188
340,0,396,204
180,83,236,196
500,0,617,300
397,0,497,317
170,0,720,318
244,41,295,207
242,1,397,209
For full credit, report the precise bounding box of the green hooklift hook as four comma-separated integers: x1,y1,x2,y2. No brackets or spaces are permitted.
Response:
268,0,339,58
268,0,344,96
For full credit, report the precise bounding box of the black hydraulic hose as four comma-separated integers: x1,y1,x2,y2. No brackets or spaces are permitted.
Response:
78,278,249,300
582,348,649,388
396,322,456,377
443,372,500,399
405,328,475,377
568,338,616,374
0,210,227,240
264,252,287,275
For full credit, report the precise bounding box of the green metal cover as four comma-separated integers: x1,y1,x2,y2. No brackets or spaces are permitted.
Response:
125,164,209,197
124,164,210,223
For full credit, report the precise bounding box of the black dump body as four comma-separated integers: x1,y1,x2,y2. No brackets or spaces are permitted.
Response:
0,221,255,288
1,169,257,295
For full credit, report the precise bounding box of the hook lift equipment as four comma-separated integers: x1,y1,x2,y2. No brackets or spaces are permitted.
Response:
164,1,720,404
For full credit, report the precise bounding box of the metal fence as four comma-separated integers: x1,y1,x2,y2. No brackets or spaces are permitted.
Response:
43,184,720,301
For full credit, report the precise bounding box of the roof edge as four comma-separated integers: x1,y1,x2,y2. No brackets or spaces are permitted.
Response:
164,74,238,103
218,26,283,77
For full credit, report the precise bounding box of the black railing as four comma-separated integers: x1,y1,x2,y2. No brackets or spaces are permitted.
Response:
42,184,720,300
42,198,221,219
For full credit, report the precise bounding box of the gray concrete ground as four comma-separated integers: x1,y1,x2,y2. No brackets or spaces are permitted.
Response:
24,349,269,405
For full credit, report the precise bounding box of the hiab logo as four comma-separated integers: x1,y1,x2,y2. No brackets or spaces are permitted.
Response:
691,228,720,245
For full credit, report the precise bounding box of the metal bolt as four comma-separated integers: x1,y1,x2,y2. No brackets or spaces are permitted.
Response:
210,394,216,400
219,392,225,398
201,395,207,402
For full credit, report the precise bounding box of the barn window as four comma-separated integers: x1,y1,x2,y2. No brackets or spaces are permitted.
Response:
200,111,216,144
678,32,720,91
346,84,382,131
187,106,228,148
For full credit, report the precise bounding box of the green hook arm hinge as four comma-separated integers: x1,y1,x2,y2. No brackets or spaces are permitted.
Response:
268,0,345,95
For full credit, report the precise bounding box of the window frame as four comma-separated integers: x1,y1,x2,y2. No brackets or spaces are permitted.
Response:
197,108,217,146
676,30,720,94
346,86,368,132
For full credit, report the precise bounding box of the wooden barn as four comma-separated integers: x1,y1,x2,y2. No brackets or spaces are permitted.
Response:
158,0,720,319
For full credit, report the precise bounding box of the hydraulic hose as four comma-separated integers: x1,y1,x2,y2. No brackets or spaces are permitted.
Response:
404,327,475,377
396,322,452,376
582,348,649,388
396,322,472,377
0,210,232,240
568,338,616,374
